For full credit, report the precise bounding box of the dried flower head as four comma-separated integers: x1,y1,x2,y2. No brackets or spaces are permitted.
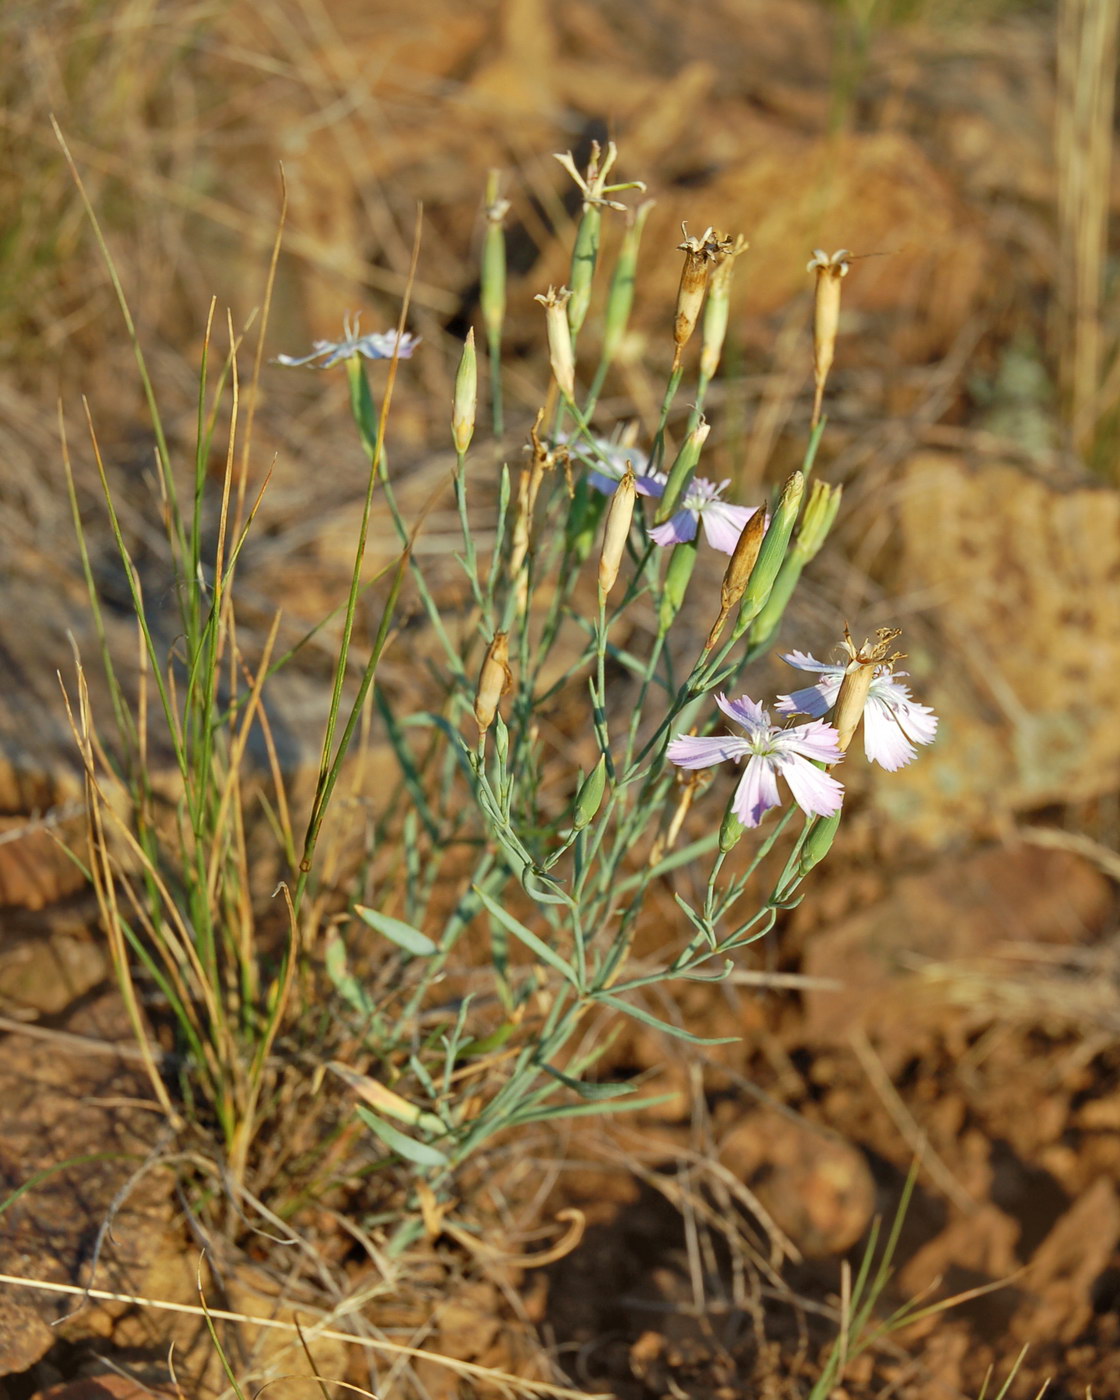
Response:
554,140,646,212
474,631,513,735
673,227,735,366
807,248,852,427
776,627,938,770
534,285,576,398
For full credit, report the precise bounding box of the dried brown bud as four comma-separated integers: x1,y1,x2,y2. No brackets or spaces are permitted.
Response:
474,631,512,734
673,227,735,366
705,507,766,650
534,285,575,398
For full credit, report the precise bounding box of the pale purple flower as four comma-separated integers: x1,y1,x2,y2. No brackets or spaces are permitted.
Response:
275,314,419,369
775,651,938,772
647,476,759,554
570,436,758,554
567,435,665,498
668,693,844,827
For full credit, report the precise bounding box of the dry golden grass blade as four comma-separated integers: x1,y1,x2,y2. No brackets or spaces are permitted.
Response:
0,1273,607,1400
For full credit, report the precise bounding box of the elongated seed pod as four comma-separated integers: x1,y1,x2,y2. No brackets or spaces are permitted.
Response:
474,631,512,734
598,466,638,596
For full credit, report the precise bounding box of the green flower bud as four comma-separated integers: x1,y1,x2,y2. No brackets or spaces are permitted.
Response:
797,810,842,875
567,204,602,338
573,755,609,829
733,469,805,637
452,328,478,456
602,200,654,364
658,536,699,634
719,800,747,853
655,418,710,525
481,172,508,348
750,481,841,650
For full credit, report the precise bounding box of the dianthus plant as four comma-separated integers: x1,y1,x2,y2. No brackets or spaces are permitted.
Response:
285,149,937,1239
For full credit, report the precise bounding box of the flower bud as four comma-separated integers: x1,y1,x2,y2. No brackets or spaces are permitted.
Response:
700,235,748,382
807,249,851,427
733,470,805,637
797,810,842,875
573,755,608,829
481,173,509,348
474,631,512,735
749,481,842,650
655,416,711,525
602,200,655,364
452,328,478,456
598,466,638,596
658,536,698,635
534,285,576,399
719,799,747,853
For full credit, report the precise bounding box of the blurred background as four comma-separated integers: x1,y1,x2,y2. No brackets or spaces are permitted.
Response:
2,0,1120,1395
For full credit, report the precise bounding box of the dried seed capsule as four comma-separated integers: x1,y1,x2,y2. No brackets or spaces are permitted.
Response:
598,466,638,596
830,626,902,753
474,631,512,735
534,285,576,399
706,507,766,650
807,249,851,427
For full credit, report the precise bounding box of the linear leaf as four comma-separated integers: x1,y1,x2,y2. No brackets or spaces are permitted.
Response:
594,991,739,1044
354,905,437,957
355,1106,448,1169
473,887,582,989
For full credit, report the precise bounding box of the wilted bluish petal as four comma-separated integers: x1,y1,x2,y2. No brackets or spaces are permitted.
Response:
782,650,840,677
775,683,836,718
699,500,758,554
731,756,782,826
666,733,752,769
775,752,844,816
275,319,418,370
352,329,419,360
715,692,769,734
649,508,698,547
274,340,339,367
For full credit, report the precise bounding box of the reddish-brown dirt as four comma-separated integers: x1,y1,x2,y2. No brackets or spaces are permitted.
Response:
3,1,1120,1397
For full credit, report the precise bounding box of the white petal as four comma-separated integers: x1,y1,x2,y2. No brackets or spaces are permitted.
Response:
781,718,844,765
700,502,757,554
732,756,782,826
667,734,751,770
776,753,845,818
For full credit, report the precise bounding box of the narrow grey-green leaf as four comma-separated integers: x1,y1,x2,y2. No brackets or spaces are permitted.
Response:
355,1106,448,1168
354,905,437,957
473,887,582,989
